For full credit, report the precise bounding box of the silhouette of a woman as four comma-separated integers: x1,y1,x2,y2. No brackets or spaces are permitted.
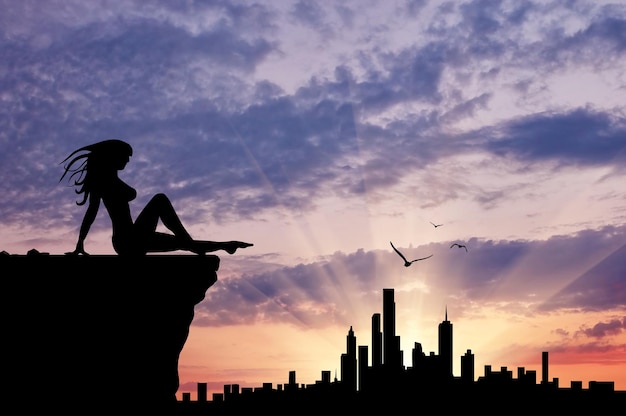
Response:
60,139,253,256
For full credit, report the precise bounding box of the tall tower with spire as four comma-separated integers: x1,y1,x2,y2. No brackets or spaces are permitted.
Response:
340,326,357,391
438,306,453,377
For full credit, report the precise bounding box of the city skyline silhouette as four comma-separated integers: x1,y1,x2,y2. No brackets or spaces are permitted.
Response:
177,287,625,413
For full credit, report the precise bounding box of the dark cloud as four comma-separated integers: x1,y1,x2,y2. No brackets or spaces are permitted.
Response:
583,16,626,52
0,8,277,134
542,15,626,65
192,225,626,328
290,0,328,31
0,11,278,226
334,4,356,29
428,3,626,81
577,317,626,338
440,93,491,124
403,0,429,17
459,0,503,37
351,42,449,112
485,108,626,169
428,0,515,61
542,243,626,311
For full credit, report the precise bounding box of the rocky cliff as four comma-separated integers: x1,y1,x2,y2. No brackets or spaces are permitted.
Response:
3,251,219,413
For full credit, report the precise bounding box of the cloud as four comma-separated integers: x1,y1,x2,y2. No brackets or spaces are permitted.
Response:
543,15,626,65
194,248,383,328
194,225,626,328
541,243,626,311
486,108,626,169
553,328,569,337
290,0,328,32
577,317,626,338
2,1,625,231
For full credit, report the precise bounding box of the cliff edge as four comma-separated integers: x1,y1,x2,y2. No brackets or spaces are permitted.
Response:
3,252,219,413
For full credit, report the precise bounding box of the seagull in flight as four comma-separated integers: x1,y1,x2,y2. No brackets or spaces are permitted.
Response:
450,243,468,252
390,241,433,267
430,221,443,228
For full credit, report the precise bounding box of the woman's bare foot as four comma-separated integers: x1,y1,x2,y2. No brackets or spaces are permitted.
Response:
190,240,252,255
224,241,253,254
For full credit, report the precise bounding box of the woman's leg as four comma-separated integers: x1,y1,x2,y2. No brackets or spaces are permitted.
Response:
141,232,253,255
134,193,193,241
135,193,253,254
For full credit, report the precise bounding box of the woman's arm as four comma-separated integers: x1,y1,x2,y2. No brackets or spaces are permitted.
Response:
66,193,100,256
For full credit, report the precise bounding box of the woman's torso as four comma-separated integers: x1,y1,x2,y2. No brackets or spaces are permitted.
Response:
99,176,137,247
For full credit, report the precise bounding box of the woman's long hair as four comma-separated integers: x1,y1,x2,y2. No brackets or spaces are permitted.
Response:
60,139,133,205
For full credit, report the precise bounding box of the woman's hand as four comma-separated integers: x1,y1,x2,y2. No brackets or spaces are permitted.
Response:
64,249,90,256
65,241,90,256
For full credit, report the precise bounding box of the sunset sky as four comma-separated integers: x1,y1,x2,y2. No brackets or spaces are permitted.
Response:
1,0,625,399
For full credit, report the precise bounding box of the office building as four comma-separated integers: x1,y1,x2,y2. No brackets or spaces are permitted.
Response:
438,306,453,376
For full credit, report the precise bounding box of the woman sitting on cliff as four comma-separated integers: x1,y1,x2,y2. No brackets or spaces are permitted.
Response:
60,139,253,257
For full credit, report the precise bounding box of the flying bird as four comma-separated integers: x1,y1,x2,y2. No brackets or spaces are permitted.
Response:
450,243,468,252
390,241,433,267
430,221,443,228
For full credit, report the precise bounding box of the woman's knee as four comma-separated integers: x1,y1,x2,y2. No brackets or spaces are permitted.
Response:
151,193,170,204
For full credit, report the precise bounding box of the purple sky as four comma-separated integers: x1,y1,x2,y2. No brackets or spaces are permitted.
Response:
1,0,625,394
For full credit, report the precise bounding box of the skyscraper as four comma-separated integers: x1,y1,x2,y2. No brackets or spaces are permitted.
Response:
542,351,549,384
438,306,453,376
358,345,368,391
383,288,401,368
341,326,357,391
371,313,382,367
461,349,474,383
